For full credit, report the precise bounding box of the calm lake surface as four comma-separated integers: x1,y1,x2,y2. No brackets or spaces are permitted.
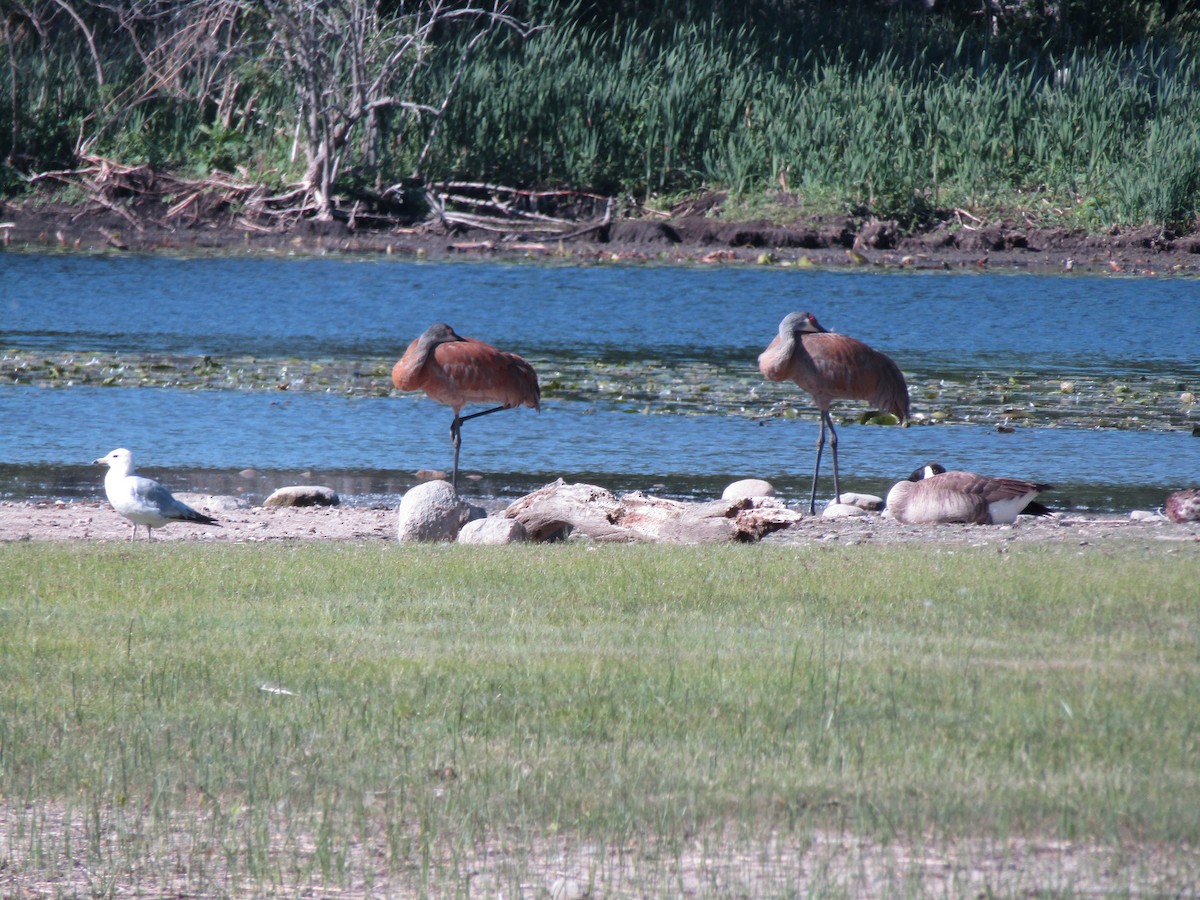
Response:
2,252,1197,513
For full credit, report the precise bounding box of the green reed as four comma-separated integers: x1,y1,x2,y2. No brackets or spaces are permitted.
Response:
425,26,1200,228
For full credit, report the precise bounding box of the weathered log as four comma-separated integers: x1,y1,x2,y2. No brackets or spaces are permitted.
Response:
503,479,802,543
503,480,626,542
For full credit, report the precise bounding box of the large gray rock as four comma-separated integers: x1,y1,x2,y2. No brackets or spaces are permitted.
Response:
397,481,474,542
457,517,530,545
263,485,340,508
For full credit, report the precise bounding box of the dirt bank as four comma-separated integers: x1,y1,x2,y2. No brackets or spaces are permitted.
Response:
3,497,1197,547
4,197,1200,276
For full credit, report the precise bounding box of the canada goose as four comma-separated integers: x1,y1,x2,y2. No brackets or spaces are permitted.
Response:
886,462,1053,525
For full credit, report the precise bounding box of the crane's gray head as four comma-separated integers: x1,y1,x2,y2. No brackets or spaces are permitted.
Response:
780,311,828,336
419,323,464,345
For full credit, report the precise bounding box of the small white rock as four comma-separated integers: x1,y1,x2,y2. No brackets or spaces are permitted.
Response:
835,492,883,511
721,478,775,500
1129,509,1162,522
822,502,869,518
263,485,340,508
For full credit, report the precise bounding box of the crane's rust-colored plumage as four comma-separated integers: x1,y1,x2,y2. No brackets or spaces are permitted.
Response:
392,323,540,490
758,311,909,513
886,462,1053,525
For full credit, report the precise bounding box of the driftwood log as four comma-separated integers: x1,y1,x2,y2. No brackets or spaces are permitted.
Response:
503,480,802,543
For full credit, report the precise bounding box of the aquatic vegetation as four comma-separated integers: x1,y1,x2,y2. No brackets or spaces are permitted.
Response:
2,348,1194,433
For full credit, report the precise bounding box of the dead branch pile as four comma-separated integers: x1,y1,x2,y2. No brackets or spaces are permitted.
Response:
28,155,320,234
27,156,618,240
422,181,614,238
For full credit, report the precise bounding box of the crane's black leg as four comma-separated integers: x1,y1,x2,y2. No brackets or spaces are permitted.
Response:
448,416,461,491
826,410,842,507
458,404,508,424
810,416,827,515
449,405,508,491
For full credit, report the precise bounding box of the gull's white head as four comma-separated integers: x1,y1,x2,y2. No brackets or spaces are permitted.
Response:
95,448,136,475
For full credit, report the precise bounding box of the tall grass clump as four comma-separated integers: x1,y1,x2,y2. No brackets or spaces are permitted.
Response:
421,15,1200,227
423,17,763,197
1,541,1198,895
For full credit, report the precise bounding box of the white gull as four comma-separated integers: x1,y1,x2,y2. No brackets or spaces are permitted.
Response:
94,448,220,542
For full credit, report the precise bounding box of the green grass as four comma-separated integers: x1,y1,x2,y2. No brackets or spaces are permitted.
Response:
428,31,1200,228
1,542,1198,895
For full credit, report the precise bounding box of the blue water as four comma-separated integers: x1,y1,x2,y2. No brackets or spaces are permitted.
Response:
2,253,1198,511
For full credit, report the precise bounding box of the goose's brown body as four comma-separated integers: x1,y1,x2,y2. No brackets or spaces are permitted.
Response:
887,464,1052,525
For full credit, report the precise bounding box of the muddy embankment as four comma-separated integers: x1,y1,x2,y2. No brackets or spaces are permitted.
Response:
4,196,1200,275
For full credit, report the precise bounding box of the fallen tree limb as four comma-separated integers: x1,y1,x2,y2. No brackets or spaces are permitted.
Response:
22,156,626,239
557,197,614,241
503,480,802,543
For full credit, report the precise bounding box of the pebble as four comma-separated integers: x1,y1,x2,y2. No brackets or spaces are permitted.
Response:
822,502,869,518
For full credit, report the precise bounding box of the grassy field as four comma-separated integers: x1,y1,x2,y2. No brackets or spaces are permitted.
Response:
1,541,1198,896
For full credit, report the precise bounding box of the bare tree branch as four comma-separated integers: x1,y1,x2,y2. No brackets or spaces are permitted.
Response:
49,0,104,86
256,0,536,218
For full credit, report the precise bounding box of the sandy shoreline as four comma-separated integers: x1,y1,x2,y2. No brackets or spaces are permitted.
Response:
3,497,1196,547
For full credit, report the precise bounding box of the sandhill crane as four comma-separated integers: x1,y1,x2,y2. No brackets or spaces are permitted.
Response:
95,448,220,541
392,323,541,491
758,311,910,514
886,462,1053,525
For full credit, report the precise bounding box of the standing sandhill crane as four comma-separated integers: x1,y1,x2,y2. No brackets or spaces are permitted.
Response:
758,311,910,514
392,323,541,491
886,462,1053,525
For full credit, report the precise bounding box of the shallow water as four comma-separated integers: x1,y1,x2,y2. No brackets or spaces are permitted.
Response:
2,252,1197,512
